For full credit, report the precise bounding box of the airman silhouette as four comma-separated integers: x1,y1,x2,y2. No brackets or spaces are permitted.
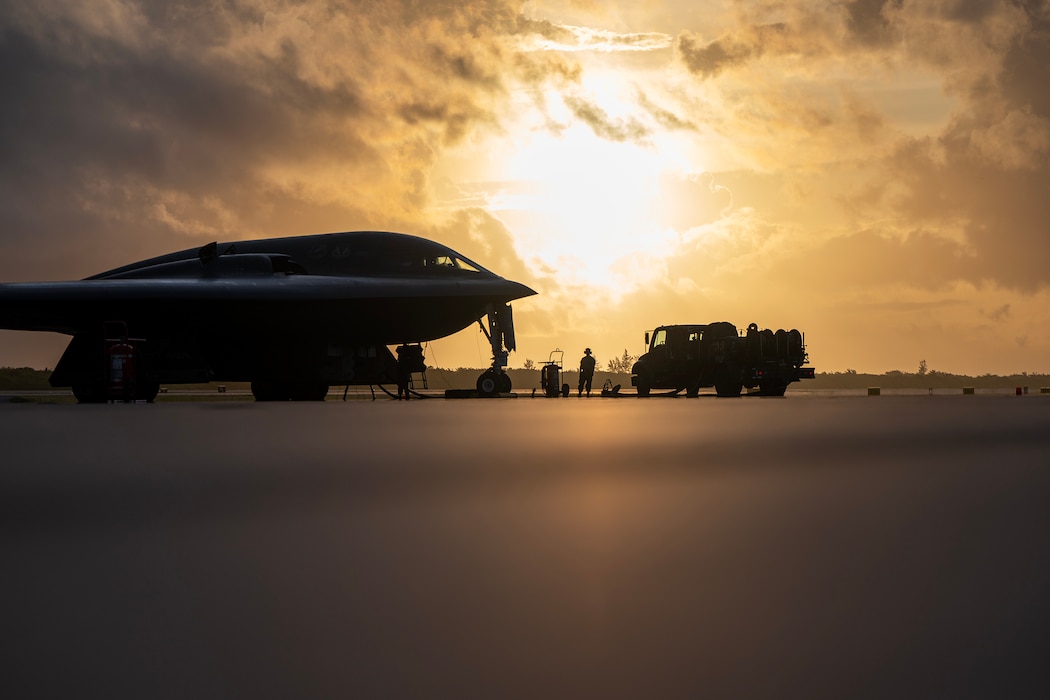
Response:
578,348,596,397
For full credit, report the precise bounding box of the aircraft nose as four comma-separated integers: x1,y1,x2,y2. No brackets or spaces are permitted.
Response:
499,278,537,302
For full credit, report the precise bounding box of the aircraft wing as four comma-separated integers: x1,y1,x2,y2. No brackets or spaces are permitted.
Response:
0,274,535,336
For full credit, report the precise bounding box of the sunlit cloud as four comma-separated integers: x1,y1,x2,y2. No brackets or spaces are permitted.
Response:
522,23,673,52
563,96,652,142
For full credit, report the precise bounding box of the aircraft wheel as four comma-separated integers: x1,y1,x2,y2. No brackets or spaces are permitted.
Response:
497,372,512,394
137,381,161,403
72,381,107,404
290,382,329,401
251,380,289,401
476,370,499,397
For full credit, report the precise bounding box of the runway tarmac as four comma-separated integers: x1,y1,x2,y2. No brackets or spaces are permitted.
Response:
3,395,1049,698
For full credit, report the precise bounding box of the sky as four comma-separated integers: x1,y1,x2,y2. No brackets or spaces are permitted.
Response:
1,0,1048,375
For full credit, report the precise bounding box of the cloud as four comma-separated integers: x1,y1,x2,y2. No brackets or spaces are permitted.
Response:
562,96,651,142
676,28,768,80
636,91,698,131
774,228,979,291
656,172,733,231
886,128,1050,291
669,0,1050,293
675,8,841,82
983,303,1012,322
516,16,578,45
968,107,1050,170
0,0,544,280
845,0,899,47
520,22,672,52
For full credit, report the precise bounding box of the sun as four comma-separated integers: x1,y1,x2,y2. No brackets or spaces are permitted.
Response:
503,129,657,260
493,95,703,291
432,67,716,295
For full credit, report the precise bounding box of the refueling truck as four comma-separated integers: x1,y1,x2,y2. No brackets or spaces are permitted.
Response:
631,322,815,397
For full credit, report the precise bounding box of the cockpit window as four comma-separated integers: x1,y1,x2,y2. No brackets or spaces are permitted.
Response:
651,329,667,349
452,256,482,273
418,253,485,274
302,233,494,276
370,239,488,275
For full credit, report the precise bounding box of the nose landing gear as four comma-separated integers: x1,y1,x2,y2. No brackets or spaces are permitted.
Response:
475,303,516,397
476,368,512,396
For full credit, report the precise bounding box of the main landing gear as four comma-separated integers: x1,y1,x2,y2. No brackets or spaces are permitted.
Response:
475,303,516,397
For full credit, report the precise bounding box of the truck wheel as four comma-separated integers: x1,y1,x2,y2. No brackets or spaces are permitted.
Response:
759,380,788,397
635,373,651,397
715,381,742,398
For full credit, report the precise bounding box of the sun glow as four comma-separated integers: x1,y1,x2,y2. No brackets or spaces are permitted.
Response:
432,63,726,297
501,131,661,272
486,92,705,292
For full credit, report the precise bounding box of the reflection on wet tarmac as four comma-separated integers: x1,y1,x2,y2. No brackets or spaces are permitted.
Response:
3,397,1049,698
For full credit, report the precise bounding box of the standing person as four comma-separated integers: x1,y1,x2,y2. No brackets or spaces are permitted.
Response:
578,348,596,397
396,344,420,400
396,356,411,400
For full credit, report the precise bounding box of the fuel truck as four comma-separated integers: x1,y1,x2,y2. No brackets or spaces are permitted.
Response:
630,322,815,397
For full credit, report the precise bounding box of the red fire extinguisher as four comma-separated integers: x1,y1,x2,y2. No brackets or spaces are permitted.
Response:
107,341,136,401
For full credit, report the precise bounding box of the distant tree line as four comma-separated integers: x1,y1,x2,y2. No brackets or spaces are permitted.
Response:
0,367,54,390
804,370,1050,390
